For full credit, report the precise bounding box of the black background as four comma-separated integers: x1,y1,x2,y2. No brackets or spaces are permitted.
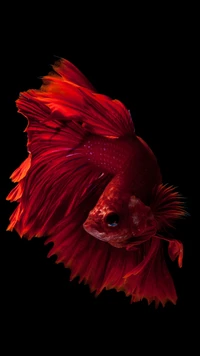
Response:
1,4,196,350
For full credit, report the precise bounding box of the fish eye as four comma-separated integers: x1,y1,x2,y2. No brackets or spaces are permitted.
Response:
105,213,119,227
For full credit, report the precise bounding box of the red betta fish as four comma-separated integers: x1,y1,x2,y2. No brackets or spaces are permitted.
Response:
7,58,185,306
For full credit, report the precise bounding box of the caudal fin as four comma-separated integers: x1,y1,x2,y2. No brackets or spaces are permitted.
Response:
7,91,112,238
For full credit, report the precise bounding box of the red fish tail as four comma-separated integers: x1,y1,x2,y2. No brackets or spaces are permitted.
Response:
7,57,134,239
7,90,99,237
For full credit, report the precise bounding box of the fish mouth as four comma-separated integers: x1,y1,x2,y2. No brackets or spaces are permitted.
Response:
83,220,107,241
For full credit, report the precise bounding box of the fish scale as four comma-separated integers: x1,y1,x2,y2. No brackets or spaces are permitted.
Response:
82,135,136,174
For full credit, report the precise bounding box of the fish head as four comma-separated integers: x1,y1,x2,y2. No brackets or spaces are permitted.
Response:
83,193,157,249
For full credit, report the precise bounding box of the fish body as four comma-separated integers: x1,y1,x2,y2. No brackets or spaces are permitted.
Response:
7,58,185,306
82,134,161,200
82,135,161,248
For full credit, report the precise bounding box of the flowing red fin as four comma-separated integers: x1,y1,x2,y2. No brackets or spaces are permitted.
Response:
151,184,186,228
9,156,31,183
8,92,112,238
123,239,159,278
52,58,95,91
30,58,135,138
156,235,184,268
7,204,23,232
149,184,185,269
123,239,178,307
45,207,177,306
168,240,183,268
6,181,24,202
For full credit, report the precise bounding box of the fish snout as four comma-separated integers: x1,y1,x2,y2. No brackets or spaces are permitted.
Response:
83,217,108,241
